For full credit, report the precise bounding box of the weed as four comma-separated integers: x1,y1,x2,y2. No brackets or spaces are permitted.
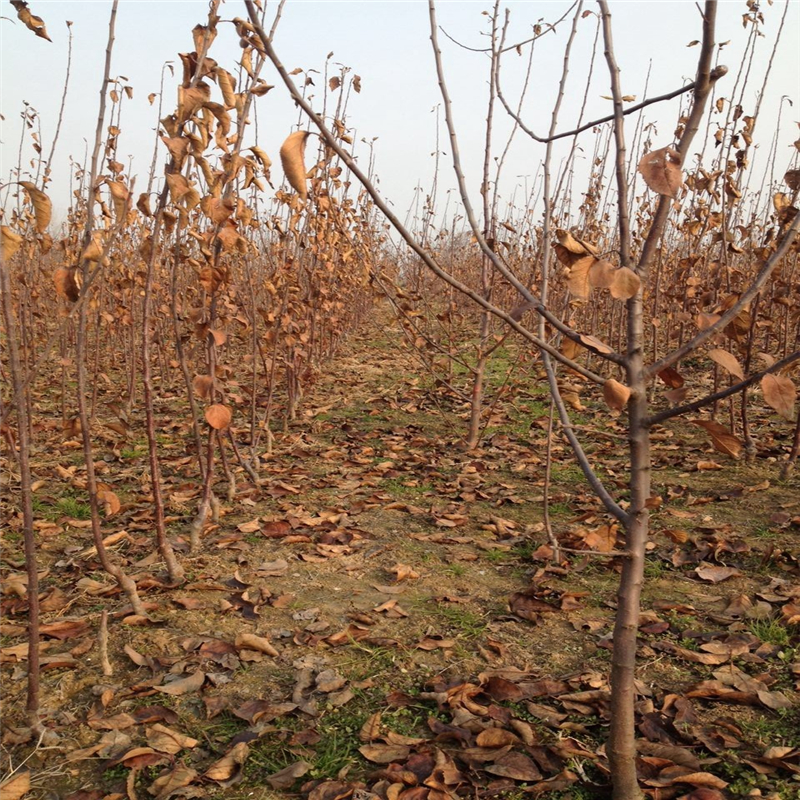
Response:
740,708,800,748
56,496,91,519
193,711,248,748
643,557,667,579
445,563,467,577
244,724,304,782
747,616,791,647
551,464,585,485
102,763,129,788
511,540,536,560
383,703,439,737
483,548,508,563
428,603,488,639
663,611,696,635
547,501,573,517
381,477,434,497
338,643,398,681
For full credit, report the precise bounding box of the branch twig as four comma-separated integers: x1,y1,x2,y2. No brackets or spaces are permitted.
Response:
647,349,800,426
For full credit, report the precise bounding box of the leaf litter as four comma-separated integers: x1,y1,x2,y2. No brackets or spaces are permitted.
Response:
1,318,799,800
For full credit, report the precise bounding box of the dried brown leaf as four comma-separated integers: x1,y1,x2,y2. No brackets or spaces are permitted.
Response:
0,770,30,800
695,563,742,584
280,130,311,199
10,0,51,41
690,419,742,458
1,227,23,262
18,182,51,233
638,146,683,198
204,741,249,782
610,266,641,300
205,403,232,430
603,379,631,412
708,349,744,380
761,373,796,420
358,744,410,764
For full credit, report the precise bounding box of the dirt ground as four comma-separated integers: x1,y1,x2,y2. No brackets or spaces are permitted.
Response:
1,317,799,799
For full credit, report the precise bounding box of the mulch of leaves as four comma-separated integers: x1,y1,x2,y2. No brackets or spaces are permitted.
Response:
1,323,799,800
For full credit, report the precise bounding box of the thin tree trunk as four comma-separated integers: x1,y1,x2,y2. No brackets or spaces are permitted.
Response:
1,256,42,733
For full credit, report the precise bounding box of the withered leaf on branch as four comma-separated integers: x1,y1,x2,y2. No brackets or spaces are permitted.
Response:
193,374,214,399
638,147,683,198
555,228,599,258
690,419,742,459
707,348,744,380
609,266,641,300
18,181,52,232
761,373,796,420
280,130,311,199
588,259,616,289
53,268,79,302
565,255,595,300
216,67,237,108
249,145,272,174
784,168,800,191
1,227,23,262
658,366,685,389
10,0,51,41
603,379,631,412
205,403,232,430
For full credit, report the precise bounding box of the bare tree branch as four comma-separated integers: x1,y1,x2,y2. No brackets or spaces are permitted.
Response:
438,0,579,54
429,0,626,366
243,0,613,384
647,349,800,426
496,67,719,145
646,213,800,378
636,1,723,280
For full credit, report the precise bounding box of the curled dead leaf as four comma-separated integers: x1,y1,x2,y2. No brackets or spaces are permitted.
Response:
280,130,311,199
53,268,79,302
10,0,51,41
18,182,51,233
603,379,631,412
234,633,279,657
204,741,249,783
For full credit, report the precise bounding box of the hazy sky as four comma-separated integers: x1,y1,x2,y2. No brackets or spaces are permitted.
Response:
2,0,798,227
